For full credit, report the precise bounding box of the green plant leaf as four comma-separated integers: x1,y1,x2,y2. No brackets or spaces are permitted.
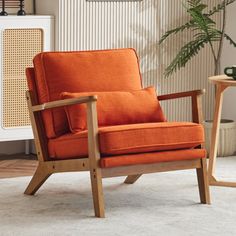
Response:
159,0,236,78
164,32,220,78
164,39,204,77
159,22,196,44
208,0,236,16
189,4,207,12
187,0,201,8
223,33,236,47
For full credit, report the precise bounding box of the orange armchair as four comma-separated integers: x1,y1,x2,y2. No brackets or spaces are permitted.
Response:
25,49,210,218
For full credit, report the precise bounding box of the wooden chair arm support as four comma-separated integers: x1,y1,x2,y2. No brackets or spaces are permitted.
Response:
26,90,100,163
157,89,205,101
30,95,98,112
158,89,205,124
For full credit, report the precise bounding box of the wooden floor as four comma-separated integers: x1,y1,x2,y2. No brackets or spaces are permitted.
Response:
0,154,37,179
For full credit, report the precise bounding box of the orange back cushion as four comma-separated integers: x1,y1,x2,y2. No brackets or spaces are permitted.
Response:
33,49,142,138
61,87,166,133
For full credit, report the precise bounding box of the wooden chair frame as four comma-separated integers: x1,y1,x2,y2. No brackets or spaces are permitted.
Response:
25,89,210,218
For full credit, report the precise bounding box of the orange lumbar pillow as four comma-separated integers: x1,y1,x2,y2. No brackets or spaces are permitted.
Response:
61,87,166,133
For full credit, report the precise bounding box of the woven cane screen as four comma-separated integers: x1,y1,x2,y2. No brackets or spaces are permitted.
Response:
2,29,43,128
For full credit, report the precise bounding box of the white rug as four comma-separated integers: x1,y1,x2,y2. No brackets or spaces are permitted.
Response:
1,157,236,236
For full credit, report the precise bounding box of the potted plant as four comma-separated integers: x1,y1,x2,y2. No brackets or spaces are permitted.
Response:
159,0,236,156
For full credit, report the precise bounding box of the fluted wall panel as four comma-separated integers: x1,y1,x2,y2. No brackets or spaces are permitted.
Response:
36,0,221,121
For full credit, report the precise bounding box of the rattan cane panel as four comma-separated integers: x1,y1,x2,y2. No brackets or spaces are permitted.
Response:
3,29,43,128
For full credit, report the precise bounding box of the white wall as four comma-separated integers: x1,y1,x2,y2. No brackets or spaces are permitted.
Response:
222,3,236,121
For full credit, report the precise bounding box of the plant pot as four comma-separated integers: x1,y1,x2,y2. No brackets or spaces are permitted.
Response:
204,119,236,157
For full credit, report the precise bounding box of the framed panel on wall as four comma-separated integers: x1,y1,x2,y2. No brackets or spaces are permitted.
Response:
0,15,54,141
0,0,35,15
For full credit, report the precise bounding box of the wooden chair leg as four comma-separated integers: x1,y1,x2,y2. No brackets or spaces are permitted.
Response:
90,168,105,218
196,158,211,204
124,174,142,184
24,164,51,195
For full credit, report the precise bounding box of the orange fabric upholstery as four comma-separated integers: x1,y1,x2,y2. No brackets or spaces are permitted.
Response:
61,87,166,132
33,49,142,138
48,130,88,159
100,149,206,168
48,122,204,159
98,122,204,155
26,68,36,92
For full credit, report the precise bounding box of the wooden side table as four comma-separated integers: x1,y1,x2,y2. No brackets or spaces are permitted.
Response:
208,75,236,187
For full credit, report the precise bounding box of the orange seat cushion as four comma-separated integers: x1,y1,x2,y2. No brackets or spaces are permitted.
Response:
33,49,142,138
61,87,165,132
100,149,206,168
48,122,204,159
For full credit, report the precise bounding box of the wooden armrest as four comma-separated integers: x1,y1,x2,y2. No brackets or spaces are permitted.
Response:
30,95,98,112
158,89,205,124
157,89,205,101
26,91,100,164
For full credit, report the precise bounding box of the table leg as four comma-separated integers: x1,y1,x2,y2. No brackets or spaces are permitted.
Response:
208,84,236,187
208,84,225,179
